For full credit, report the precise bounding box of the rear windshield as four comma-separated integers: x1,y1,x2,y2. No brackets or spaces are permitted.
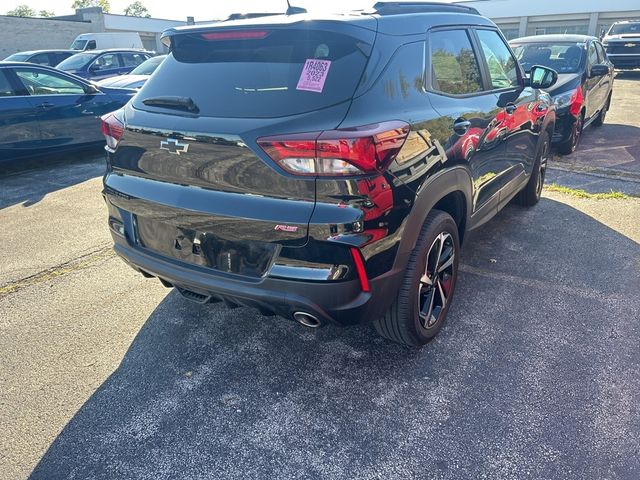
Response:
57,53,95,70
5,54,29,62
135,27,372,118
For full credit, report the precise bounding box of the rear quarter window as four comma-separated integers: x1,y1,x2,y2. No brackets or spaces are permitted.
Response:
134,27,373,118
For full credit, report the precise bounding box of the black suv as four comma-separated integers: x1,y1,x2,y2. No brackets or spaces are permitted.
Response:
102,2,556,347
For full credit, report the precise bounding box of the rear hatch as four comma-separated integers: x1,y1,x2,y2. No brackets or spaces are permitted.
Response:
105,17,376,276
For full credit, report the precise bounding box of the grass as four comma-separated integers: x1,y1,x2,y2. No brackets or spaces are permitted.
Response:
544,183,631,200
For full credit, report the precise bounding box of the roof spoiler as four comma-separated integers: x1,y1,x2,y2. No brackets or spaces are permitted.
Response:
368,1,480,16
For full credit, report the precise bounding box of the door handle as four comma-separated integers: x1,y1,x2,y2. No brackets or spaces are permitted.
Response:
453,118,471,135
505,103,517,115
37,102,55,110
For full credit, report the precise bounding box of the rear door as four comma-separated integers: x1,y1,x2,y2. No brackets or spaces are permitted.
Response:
425,27,509,213
89,52,122,80
107,21,376,253
119,52,148,75
0,68,42,161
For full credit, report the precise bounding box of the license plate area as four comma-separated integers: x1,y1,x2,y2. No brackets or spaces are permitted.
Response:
135,216,278,278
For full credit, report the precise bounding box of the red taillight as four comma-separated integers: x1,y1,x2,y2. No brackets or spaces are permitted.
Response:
100,112,124,151
257,121,410,177
201,30,269,41
570,86,584,116
350,247,370,293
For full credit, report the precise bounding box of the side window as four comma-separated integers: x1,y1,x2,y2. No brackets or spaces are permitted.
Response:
53,53,70,66
475,29,520,89
595,42,606,63
121,53,147,68
588,43,598,67
429,29,483,95
87,40,97,50
92,53,120,71
0,70,17,97
29,53,50,66
15,69,85,96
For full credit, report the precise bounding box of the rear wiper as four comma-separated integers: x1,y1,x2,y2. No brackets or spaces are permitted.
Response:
142,96,199,113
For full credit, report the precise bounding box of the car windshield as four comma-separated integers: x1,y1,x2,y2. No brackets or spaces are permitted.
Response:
609,23,640,35
57,53,95,70
70,39,88,50
5,53,30,62
130,55,166,75
511,42,584,74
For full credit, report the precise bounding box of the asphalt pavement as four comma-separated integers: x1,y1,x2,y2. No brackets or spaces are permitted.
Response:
1,76,640,480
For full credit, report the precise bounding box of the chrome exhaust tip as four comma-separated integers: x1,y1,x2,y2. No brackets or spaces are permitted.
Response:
293,312,322,328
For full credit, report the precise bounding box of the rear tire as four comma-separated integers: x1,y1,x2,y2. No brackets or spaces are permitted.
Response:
516,132,550,207
374,210,460,347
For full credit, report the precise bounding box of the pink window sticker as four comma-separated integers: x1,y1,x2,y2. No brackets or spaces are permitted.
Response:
296,59,332,93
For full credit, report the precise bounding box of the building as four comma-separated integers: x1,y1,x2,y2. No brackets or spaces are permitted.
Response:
0,7,191,58
459,0,640,39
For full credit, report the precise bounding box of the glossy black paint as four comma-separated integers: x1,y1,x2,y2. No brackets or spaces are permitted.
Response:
104,12,555,326
509,35,614,146
0,62,136,162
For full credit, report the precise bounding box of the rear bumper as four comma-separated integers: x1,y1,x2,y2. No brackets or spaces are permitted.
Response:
113,239,403,326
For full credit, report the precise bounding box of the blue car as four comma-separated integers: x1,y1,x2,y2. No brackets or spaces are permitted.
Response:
55,49,152,81
0,62,136,162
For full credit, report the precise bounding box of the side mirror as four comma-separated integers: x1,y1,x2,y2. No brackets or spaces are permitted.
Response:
528,65,558,89
84,84,100,94
590,64,609,78
599,28,606,40
89,64,100,72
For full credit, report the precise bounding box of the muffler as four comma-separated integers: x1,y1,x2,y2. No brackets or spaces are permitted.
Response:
293,312,322,328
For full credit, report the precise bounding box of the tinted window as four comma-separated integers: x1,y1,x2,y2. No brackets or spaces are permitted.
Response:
429,29,483,95
512,42,584,74
93,53,120,70
87,40,97,50
4,53,29,62
52,52,72,66
0,70,16,97
588,43,598,67
595,42,606,63
121,53,147,67
476,29,519,89
29,53,50,65
15,69,85,95
136,28,373,118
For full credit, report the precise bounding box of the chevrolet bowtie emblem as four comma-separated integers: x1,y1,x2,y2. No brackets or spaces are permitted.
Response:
625,43,636,48
160,138,189,155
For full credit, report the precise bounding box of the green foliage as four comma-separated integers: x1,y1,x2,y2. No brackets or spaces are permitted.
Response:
124,1,150,17
7,5,36,16
39,10,55,17
71,0,110,13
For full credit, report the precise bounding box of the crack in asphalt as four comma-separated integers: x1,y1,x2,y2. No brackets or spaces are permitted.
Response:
0,245,115,297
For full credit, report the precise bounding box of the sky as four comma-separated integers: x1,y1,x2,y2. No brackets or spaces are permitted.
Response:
2,0,395,21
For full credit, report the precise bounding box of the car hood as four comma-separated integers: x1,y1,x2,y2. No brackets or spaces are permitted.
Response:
97,74,149,89
604,34,640,42
546,73,582,96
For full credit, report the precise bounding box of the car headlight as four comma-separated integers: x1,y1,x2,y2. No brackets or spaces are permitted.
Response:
553,90,575,109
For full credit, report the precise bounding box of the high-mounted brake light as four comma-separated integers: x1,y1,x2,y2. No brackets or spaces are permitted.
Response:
201,30,269,41
257,121,410,177
570,85,584,116
101,111,125,152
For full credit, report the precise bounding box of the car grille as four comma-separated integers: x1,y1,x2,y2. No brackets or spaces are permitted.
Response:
607,42,640,55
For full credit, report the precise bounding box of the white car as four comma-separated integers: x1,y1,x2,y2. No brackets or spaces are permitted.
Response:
96,55,166,89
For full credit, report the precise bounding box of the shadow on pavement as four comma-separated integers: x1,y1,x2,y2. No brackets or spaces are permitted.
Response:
0,149,104,209
29,199,640,479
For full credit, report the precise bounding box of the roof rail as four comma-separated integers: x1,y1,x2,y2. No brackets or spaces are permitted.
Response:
370,2,480,16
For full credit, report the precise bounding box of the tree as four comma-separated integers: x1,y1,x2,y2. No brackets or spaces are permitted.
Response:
124,1,150,17
7,5,36,16
39,10,55,17
71,0,110,13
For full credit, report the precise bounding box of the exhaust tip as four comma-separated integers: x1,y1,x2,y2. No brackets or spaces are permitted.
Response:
293,312,322,328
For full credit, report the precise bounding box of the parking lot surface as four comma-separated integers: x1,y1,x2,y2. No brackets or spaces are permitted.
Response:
1,76,640,480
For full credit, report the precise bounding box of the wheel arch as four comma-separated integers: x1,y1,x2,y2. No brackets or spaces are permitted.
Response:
394,166,473,271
